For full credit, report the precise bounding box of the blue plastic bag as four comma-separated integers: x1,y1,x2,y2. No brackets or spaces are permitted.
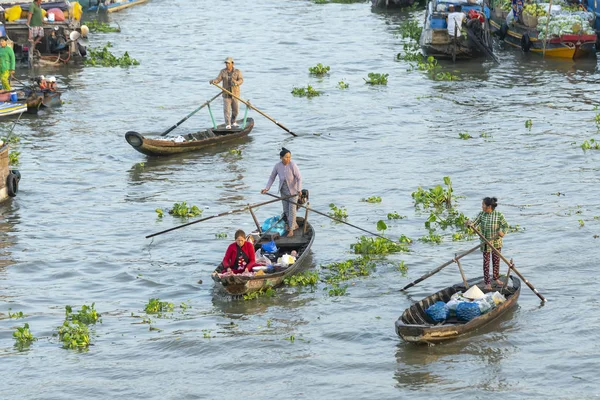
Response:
456,302,481,321
425,301,449,323
261,240,278,253
261,216,287,236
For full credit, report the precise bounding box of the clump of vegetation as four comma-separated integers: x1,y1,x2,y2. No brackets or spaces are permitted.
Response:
396,260,408,274
361,196,382,203
412,176,454,209
364,72,389,85
144,298,174,314
328,203,348,220
228,149,242,156
0,135,20,145
424,209,470,231
419,232,443,244
84,42,140,67
58,321,90,349
327,283,348,296
525,119,533,129
284,270,319,287
321,257,377,284
243,287,276,301
8,310,25,319
480,132,492,138
9,151,19,165
215,232,228,239
397,20,423,41
337,80,349,89
156,202,202,218
13,323,37,349
459,132,473,140
351,236,410,255
86,20,121,33
387,212,406,220
581,138,600,150
291,85,322,97
65,303,101,325
309,63,330,75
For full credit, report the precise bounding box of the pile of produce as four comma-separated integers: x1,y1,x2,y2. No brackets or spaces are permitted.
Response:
523,3,547,16
537,14,596,38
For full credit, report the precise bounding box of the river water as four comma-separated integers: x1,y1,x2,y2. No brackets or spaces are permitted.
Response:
1,0,599,398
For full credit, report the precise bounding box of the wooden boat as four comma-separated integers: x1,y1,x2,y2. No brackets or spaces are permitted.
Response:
211,216,315,297
395,276,521,343
420,0,495,60
88,0,149,13
125,118,254,156
490,10,597,59
0,102,27,117
0,90,51,112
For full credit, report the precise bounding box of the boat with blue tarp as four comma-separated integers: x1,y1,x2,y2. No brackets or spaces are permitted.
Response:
421,0,495,60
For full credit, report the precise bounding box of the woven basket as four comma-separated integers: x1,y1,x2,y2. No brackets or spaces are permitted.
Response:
523,13,538,28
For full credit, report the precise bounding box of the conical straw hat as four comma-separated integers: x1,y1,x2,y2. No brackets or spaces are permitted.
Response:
463,285,485,300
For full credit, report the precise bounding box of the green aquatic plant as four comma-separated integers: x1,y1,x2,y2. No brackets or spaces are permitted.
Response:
8,310,25,319
202,329,214,339
480,132,492,138
0,135,20,145
13,323,37,348
327,284,348,296
351,236,409,255
215,232,228,239
361,196,382,203
66,303,101,325
321,257,377,283
228,149,242,156
419,232,443,244
284,270,319,287
169,202,202,218
328,203,348,220
525,119,533,129
395,260,408,274
364,72,389,85
84,42,140,67
581,139,600,150
387,212,406,220
58,321,90,349
459,132,473,140
155,208,164,218
309,63,330,75
397,20,423,41
8,151,19,165
144,298,174,314
337,80,349,89
291,85,322,98
243,287,276,301
86,20,121,33
412,176,454,209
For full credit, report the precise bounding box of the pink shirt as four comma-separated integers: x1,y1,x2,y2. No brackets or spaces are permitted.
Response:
265,161,302,195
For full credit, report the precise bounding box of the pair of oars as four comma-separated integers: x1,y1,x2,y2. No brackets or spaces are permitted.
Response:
401,225,546,302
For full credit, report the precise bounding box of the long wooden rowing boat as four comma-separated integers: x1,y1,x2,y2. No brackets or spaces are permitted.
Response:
125,118,254,156
211,216,315,296
0,102,27,117
395,276,521,343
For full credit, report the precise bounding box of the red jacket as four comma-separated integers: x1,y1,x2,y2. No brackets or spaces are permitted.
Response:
222,241,256,273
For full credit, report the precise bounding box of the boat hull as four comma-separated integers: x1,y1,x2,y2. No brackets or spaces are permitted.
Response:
490,19,597,59
0,102,27,117
125,118,254,156
211,219,315,296
396,276,521,343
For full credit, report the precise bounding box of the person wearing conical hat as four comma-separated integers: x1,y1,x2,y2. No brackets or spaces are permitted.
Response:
209,57,244,129
0,36,15,91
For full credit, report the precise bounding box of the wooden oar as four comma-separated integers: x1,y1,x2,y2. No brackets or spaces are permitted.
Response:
400,243,482,291
263,192,402,244
469,225,547,302
160,92,222,136
145,195,295,239
211,82,297,137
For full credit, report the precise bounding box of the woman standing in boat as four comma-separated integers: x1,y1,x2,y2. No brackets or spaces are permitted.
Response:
221,229,256,274
467,197,509,290
261,148,302,237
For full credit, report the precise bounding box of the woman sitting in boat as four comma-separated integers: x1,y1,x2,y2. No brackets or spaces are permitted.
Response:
221,229,256,274
47,76,57,92
36,75,48,91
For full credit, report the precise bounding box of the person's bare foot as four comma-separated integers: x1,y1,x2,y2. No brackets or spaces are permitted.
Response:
484,284,492,290
286,230,294,237
494,279,503,285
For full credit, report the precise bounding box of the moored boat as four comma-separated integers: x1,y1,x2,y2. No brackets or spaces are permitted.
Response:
490,4,597,59
211,216,315,297
125,117,254,156
0,141,21,201
421,0,495,60
88,0,149,13
395,276,521,343
0,101,27,117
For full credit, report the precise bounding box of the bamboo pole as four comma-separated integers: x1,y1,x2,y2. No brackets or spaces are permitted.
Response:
542,0,553,57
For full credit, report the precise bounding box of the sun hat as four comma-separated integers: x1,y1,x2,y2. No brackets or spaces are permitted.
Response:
463,285,485,300
224,57,234,64
39,75,46,80
47,76,57,83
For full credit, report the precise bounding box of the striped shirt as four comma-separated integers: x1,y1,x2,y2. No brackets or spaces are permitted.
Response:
472,210,508,252
265,161,302,195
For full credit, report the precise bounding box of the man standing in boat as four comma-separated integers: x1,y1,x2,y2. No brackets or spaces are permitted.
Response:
27,0,45,51
210,57,244,129
0,37,15,91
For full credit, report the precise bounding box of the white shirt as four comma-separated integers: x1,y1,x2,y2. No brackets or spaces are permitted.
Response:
447,12,466,37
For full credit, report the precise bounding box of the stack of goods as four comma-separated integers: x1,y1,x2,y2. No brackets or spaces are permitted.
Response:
425,285,507,323
537,13,596,38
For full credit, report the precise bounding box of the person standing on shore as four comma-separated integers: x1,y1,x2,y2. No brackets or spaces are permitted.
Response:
210,57,244,129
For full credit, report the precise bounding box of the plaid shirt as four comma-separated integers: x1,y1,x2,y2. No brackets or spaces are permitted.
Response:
472,210,508,252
